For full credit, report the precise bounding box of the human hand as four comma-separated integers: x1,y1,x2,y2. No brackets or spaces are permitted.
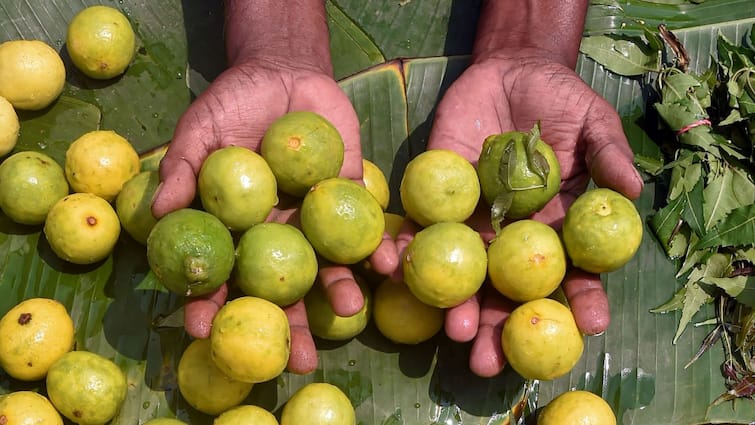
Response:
394,49,644,378
151,59,395,374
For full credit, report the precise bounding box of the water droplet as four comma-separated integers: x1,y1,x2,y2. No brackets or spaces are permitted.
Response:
152,113,159,118
414,403,421,408
37,141,48,149
142,401,150,409
348,360,356,366
176,72,183,79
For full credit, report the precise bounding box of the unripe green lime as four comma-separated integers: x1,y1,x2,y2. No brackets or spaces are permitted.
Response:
0,151,69,225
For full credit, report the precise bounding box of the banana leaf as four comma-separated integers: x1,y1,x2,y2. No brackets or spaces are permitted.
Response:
1,1,755,424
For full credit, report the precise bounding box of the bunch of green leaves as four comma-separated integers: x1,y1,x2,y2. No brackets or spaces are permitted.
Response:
637,25,755,365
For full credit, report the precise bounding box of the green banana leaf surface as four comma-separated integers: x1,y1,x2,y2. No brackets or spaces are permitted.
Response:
1,1,755,424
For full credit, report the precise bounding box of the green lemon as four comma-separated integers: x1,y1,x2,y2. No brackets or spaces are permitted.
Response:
0,151,69,225
280,383,355,425
66,5,136,79
362,158,390,210
215,405,280,425
115,170,160,245
372,278,444,345
305,275,372,341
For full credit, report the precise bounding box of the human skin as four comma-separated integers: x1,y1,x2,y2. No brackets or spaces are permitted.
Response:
151,0,396,374
392,0,644,377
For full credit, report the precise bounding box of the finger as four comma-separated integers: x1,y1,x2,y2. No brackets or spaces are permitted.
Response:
444,292,481,342
318,265,364,317
183,283,229,339
284,300,318,375
468,288,515,378
562,269,611,335
390,218,422,281
367,234,400,276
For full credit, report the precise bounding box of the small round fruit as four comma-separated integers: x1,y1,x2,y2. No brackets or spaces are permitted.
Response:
538,390,617,425
198,146,278,232
261,111,344,197
562,188,643,274
362,158,389,210
0,39,65,110
210,296,290,383
44,193,121,264
65,130,140,202
46,350,127,425
0,95,19,156
305,275,371,341
373,279,444,345
0,391,63,425
487,219,566,302
177,338,253,416
402,222,487,308
234,222,318,307
0,298,75,381
143,419,188,425
501,298,584,381
300,177,385,265
399,149,480,227
147,208,235,297
0,151,69,225
281,383,355,425
476,128,561,219
66,5,136,79
115,170,160,245
215,405,279,425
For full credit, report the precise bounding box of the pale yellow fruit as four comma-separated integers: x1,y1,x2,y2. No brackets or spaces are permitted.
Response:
0,40,65,110
362,158,390,210
214,405,279,425
538,390,617,425
280,383,355,425
0,391,63,425
64,130,140,202
0,95,19,156
177,338,253,416
372,279,444,345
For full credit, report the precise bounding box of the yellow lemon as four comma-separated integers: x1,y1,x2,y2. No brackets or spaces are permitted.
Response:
300,177,385,265
372,279,444,345
0,151,69,225
46,350,127,425
44,193,121,264
487,219,566,302
0,40,65,110
64,130,140,202
210,296,290,383
66,5,136,79
280,383,355,425
362,158,390,210
0,391,63,425
402,222,487,308
305,275,372,341
538,390,617,425
261,111,344,197
0,298,74,381
215,405,280,425
115,170,160,245
399,149,480,227
562,188,643,274
501,298,584,381
177,338,253,416
198,146,278,232
0,95,19,156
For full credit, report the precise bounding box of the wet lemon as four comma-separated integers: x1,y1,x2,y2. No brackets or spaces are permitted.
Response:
215,405,279,425
501,298,584,381
487,220,566,302
177,338,253,416
65,130,140,202
477,126,561,220
0,151,69,225
362,158,390,210
261,111,344,197
0,298,74,381
0,96,19,156
539,390,617,425
280,383,355,425
198,146,278,232
210,296,290,383
399,149,480,227
373,279,444,345
146,208,235,297
46,350,127,425
44,193,121,264
300,177,385,265
234,222,318,307
305,275,371,341
562,188,643,274
0,40,65,110
402,222,487,308
383,212,404,239
0,391,63,425
66,5,136,79
143,419,187,425
115,170,160,245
